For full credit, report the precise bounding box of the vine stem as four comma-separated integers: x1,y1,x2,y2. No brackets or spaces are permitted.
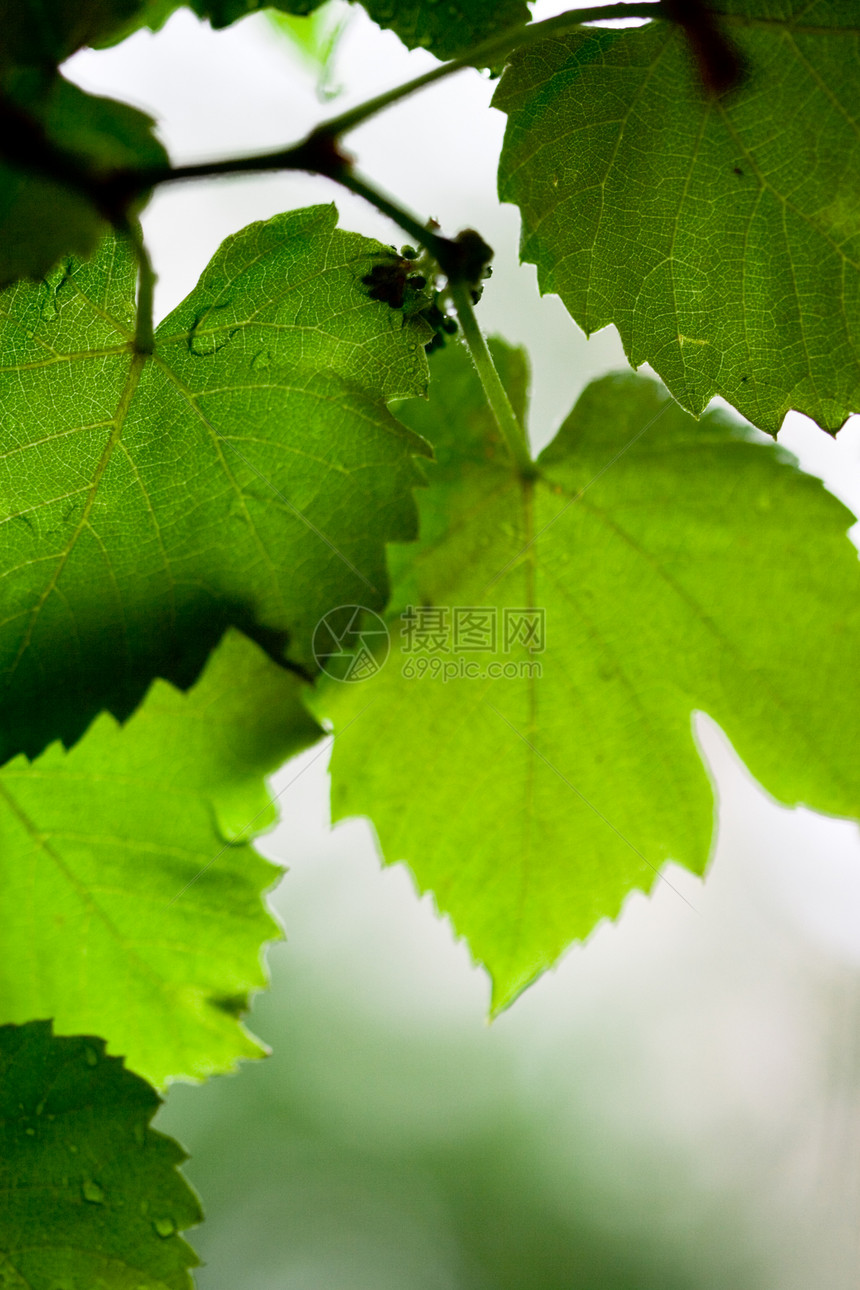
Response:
321,2,663,138
449,283,535,478
0,2,667,360
139,2,664,191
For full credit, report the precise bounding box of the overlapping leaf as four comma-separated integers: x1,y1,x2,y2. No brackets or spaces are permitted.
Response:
0,629,322,1086
0,203,430,762
317,339,860,1009
495,1,860,434
0,1021,200,1287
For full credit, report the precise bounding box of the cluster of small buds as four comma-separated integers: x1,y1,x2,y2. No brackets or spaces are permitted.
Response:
362,240,461,353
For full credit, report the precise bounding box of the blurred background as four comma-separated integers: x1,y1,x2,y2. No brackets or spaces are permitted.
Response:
67,4,860,1285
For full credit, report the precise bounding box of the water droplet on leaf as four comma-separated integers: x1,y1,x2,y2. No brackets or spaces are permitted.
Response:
82,1179,105,1204
189,301,237,356
153,1216,176,1238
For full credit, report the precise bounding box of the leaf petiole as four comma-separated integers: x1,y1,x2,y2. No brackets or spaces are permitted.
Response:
122,222,156,354
449,283,535,478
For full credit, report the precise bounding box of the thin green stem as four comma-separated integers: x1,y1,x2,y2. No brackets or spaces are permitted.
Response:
122,223,156,355
160,159,469,276
321,3,663,138
126,1,665,193
450,283,534,478
332,169,450,259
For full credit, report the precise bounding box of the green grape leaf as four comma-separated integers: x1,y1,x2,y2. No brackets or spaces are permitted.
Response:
0,72,167,287
355,0,528,61
0,1020,200,1288
0,629,322,1086
494,2,860,434
0,203,429,763
316,339,860,1010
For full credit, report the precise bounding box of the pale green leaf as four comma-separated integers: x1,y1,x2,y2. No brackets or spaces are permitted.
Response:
0,1020,200,1288
0,204,429,763
494,2,860,433
317,339,860,1009
0,629,322,1086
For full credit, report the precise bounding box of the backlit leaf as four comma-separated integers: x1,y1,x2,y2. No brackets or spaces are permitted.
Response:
0,204,429,762
318,339,860,1008
0,629,321,1085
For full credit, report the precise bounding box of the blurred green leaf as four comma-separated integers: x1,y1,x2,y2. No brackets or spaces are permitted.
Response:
95,0,329,43
0,629,322,1086
0,1019,200,1286
0,0,147,67
100,0,527,59
318,338,860,1008
268,1,347,96
0,204,429,763
495,2,860,433
0,71,166,287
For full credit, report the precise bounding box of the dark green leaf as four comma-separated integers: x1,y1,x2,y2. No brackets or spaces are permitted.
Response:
495,2,860,433
317,338,860,1009
0,1020,200,1287
0,204,429,763
357,0,528,61
0,629,322,1086
0,0,146,68
101,0,526,57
